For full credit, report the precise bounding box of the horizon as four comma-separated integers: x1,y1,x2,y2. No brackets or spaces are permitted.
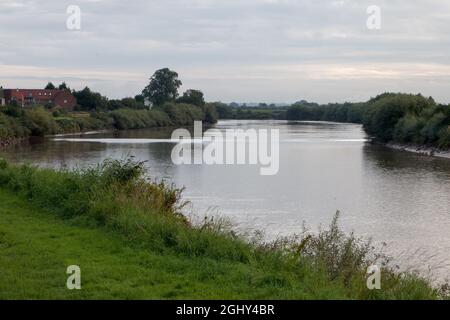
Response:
0,84,442,106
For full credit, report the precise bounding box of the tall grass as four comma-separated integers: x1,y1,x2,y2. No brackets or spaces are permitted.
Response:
0,112,29,139
1,102,218,141
0,158,443,299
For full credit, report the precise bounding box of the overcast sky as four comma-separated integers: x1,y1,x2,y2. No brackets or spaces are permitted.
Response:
1,0,450,103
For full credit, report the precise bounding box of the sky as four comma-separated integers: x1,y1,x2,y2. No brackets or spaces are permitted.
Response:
1,0,450,104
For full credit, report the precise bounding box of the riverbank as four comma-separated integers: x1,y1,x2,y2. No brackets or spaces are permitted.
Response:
0,103,218,149
0,137,28,149
284,93,450,150
0,158,444,299
384,143,450,159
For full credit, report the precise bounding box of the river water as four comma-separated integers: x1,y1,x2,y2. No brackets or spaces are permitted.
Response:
1,120,450,281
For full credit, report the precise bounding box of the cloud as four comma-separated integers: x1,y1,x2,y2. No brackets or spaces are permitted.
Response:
1,0,450,103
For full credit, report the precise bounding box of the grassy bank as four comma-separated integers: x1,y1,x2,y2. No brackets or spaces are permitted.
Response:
0,102,217,144
0,158,443,299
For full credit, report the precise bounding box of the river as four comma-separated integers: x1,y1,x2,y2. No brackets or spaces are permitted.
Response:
1,120,450,281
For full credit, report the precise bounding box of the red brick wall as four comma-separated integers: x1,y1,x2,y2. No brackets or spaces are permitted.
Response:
54,91,77,110
3,89,77,110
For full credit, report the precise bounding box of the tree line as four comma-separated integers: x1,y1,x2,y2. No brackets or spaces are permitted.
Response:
286,93,450,149
1,68,218,142
2,71,450,149
211,93,450,149
41,68,209,112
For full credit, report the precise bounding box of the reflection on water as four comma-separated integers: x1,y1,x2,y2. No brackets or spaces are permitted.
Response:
1,120,450,280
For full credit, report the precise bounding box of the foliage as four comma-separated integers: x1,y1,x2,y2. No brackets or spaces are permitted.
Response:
44,82,56,90
58,82,69,90
213,102,234,119
203,103,219,124
73,87,108,111
177,89,205,107
109,108,171,129
22,107,59,136
2,104,23,118
161,102,205,125
107,97,146,110
0,113,29,139
285,93,450,149
214,104,287,120
142,68,182,106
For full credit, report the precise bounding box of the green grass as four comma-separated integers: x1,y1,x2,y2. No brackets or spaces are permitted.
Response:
0,188,345,299
0,158,442,300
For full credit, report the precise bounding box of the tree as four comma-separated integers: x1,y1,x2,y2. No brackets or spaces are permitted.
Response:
177,89,205,107
58,82,69,90
204,104,218,123
45,82,56,90
72,87,107,111
142,68,182,106
213,102,234,119
135,94,145,104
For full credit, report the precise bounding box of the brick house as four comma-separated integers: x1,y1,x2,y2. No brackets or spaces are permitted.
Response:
2,89,77,110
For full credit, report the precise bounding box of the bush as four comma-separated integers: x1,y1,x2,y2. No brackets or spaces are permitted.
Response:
162,102,204,125
109,108,171,130
0,112,29,139
2,104,23,118
23,107,59,136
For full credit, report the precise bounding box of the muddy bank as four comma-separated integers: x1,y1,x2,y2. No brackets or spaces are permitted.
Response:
385,143,450,159
0,137,28,149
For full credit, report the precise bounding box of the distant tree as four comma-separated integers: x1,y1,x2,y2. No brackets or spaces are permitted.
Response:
176,89,205,107
45,82,56,90
204,104,218,123
58,82,69,90
122,97,145,109
72,87,107,111
142,68,182,106
106,99,125,110
211,102,234,119
135,94,145,103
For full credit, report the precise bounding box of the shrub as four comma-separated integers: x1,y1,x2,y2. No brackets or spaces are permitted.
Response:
0,112,29,139
109,108,171,130
162,102,204,125
23,107,59,136
2,104,23,118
